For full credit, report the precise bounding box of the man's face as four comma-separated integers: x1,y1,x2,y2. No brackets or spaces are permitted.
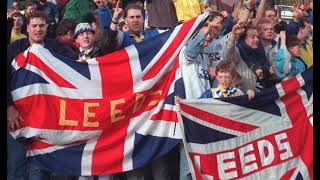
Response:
217,71,233,89
258,23,274,41
75,31,94,50
13,15,23,29
27,17,47,44
294,7,303,19
25,5,37,17
94,0,105,7
265,10,277,24
125,9,144,36
245,29,259,49
209,16,224,36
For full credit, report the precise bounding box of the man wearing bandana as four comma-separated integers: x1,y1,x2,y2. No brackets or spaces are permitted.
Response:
74,22,118,62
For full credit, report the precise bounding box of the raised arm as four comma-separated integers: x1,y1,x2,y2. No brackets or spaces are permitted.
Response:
274,31,290,79
109,0,124,49
224,23,244,61
184,25,211,60
253,0,266,26
231,0,244,19
237,0,256,25
110,0,123,31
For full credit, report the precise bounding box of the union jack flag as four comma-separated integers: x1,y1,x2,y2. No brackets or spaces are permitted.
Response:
9,13,209,176
178,68,313,180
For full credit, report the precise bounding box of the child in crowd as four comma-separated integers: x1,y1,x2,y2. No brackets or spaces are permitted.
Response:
200,60,255,100
286,35,307,75
275,32,307,79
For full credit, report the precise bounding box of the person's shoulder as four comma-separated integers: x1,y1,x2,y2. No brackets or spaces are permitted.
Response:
45,38,77,56
45,38,64,47
144,28,161,35
7,38,29,50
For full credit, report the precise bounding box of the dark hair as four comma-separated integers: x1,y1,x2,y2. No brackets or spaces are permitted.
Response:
56,19,78,36
240,25,257,40
124,3,144,18
26,11,47,25
215,60,236,76
207,11,224,22
24,0,37,9
286,35,300,48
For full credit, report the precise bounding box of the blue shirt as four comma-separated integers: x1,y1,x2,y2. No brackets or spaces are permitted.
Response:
95,7,112,33
121,29,160,48
286,20,300,35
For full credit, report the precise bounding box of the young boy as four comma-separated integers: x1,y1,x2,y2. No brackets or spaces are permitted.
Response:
200,60,255,100
286,35,307,75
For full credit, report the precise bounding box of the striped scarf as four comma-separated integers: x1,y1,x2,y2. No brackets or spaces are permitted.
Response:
212,84,239,98
78,49,92,62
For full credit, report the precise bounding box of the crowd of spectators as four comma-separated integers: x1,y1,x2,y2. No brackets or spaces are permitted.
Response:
7,0,313,180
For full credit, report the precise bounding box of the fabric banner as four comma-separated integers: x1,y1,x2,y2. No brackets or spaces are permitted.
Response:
9,13,209,176
178,68,313,180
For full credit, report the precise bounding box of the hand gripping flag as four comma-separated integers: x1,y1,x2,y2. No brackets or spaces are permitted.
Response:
9,13,209,176
178,68,313,180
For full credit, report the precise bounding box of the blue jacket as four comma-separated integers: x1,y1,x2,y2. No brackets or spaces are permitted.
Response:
290,57,306,76
274,48,306,79
286,20,300,36
121,29,160,48
40,2,59,25
95,6,112,33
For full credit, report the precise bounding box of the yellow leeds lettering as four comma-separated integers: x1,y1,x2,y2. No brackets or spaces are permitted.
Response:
83,102,100,127
110,98,125,123
133,93,146,113
148,90,163,106
59,100,78,126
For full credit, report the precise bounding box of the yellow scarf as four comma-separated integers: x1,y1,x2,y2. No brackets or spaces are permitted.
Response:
130,33,145,43
211,84,239,98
